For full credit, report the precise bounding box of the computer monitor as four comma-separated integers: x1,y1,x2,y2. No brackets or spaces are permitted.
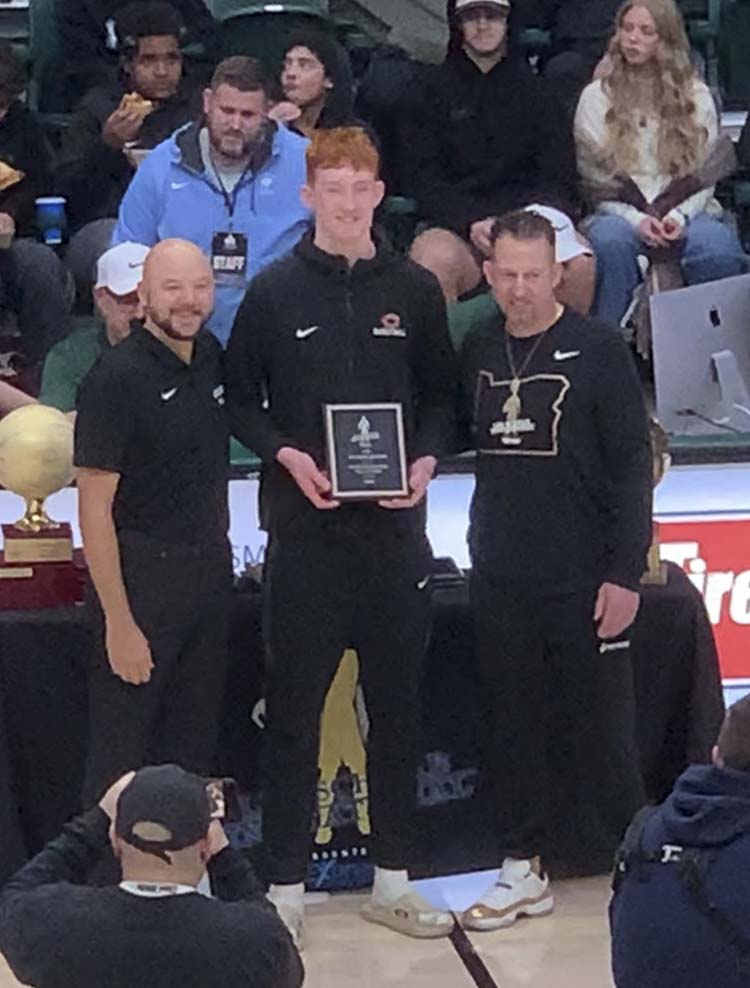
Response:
651,273,750,436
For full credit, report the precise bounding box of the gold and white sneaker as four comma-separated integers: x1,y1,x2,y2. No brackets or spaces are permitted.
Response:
461,857,553,932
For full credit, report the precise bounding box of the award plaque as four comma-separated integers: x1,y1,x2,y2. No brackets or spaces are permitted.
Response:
324,403,409,500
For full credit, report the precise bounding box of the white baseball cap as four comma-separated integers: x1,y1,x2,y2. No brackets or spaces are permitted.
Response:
524,204,593,264
455,0,511,13
94,242,150,296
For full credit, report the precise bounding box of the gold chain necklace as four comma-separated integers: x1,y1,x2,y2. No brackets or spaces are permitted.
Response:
502,306,563,423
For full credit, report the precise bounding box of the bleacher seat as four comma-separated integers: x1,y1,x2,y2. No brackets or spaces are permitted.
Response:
210,0,333,71
679,0,725,89
27,0,66,114
720,0,750,106
0,0,28,45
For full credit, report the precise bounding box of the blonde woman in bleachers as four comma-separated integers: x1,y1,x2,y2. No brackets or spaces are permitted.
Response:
575,0,745,327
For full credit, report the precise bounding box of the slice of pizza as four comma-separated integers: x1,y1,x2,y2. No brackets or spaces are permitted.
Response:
0,160,25,193
121,91,154,118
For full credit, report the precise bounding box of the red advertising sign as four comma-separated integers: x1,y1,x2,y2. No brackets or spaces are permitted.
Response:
660,519,750,679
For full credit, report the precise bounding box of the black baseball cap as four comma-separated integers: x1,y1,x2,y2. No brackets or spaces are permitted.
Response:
115,764,212,863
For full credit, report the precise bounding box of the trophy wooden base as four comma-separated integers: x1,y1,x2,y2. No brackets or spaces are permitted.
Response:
0,548,86,610
2,522,73,564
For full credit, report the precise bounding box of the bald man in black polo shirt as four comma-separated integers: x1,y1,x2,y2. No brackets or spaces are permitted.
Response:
75,239,232,805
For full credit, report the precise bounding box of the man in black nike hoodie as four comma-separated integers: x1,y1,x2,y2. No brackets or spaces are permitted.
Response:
408,0,579,303
226,126,456,947
459,209,651,932
611,694,750,988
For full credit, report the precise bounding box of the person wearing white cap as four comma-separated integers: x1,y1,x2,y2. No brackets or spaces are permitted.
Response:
409,0,580,306
0,241,149,417
38,242,150,414
524,203,595,315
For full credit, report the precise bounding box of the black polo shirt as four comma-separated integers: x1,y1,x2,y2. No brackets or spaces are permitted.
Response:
74,324,229,547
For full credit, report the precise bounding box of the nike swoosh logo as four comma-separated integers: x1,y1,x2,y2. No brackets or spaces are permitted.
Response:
128,261,143,269
161,388,178,401
553,349,581,361
170,182,189,190
295,326,319,340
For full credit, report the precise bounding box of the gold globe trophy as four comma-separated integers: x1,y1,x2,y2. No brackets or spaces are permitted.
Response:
0,405,79,608
641,418,671,586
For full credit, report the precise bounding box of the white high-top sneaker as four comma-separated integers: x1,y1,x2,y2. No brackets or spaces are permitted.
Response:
461,856,553,932
267,885,305,951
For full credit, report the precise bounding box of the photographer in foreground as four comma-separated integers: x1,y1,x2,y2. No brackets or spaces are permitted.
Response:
0,765,303,988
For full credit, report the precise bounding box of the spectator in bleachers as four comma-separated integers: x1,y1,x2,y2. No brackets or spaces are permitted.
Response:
60,2,201,302
355,44,420,197
57,0,216,110
60,3,200,231
0,45,71,385
0,241,149,417
407,0,580,305
112,56,311,346
270,32,356,137
540,0,621,113
575,0,746,328
610,693,750,988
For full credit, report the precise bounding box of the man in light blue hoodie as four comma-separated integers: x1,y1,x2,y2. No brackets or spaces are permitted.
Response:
611,692,750,988
112,55,311,346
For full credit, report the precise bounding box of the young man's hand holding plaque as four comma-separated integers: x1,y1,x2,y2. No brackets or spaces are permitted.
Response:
276,447,340,510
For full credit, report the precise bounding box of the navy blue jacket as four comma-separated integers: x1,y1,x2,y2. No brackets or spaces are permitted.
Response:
611,764,750,988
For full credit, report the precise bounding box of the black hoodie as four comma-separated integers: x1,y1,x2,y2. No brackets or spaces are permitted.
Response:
282,32,357,132
406,1,578,237
58,77,202,229
0,102,54,238
225,232,456,539
534,0,621,45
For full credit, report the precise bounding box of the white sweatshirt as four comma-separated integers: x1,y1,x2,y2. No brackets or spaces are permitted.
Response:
574,77,720,228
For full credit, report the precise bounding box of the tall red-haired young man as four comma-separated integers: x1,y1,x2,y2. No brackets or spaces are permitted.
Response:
226,128,456,946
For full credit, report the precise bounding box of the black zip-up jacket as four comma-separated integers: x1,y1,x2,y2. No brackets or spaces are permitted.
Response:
58,77,201,229
406,50,578,237
461,307,651,592
0,102,53,238
226,233,457,539
0,808,303,988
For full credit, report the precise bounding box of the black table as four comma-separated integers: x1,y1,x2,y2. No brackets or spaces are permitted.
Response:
0,565,725,885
